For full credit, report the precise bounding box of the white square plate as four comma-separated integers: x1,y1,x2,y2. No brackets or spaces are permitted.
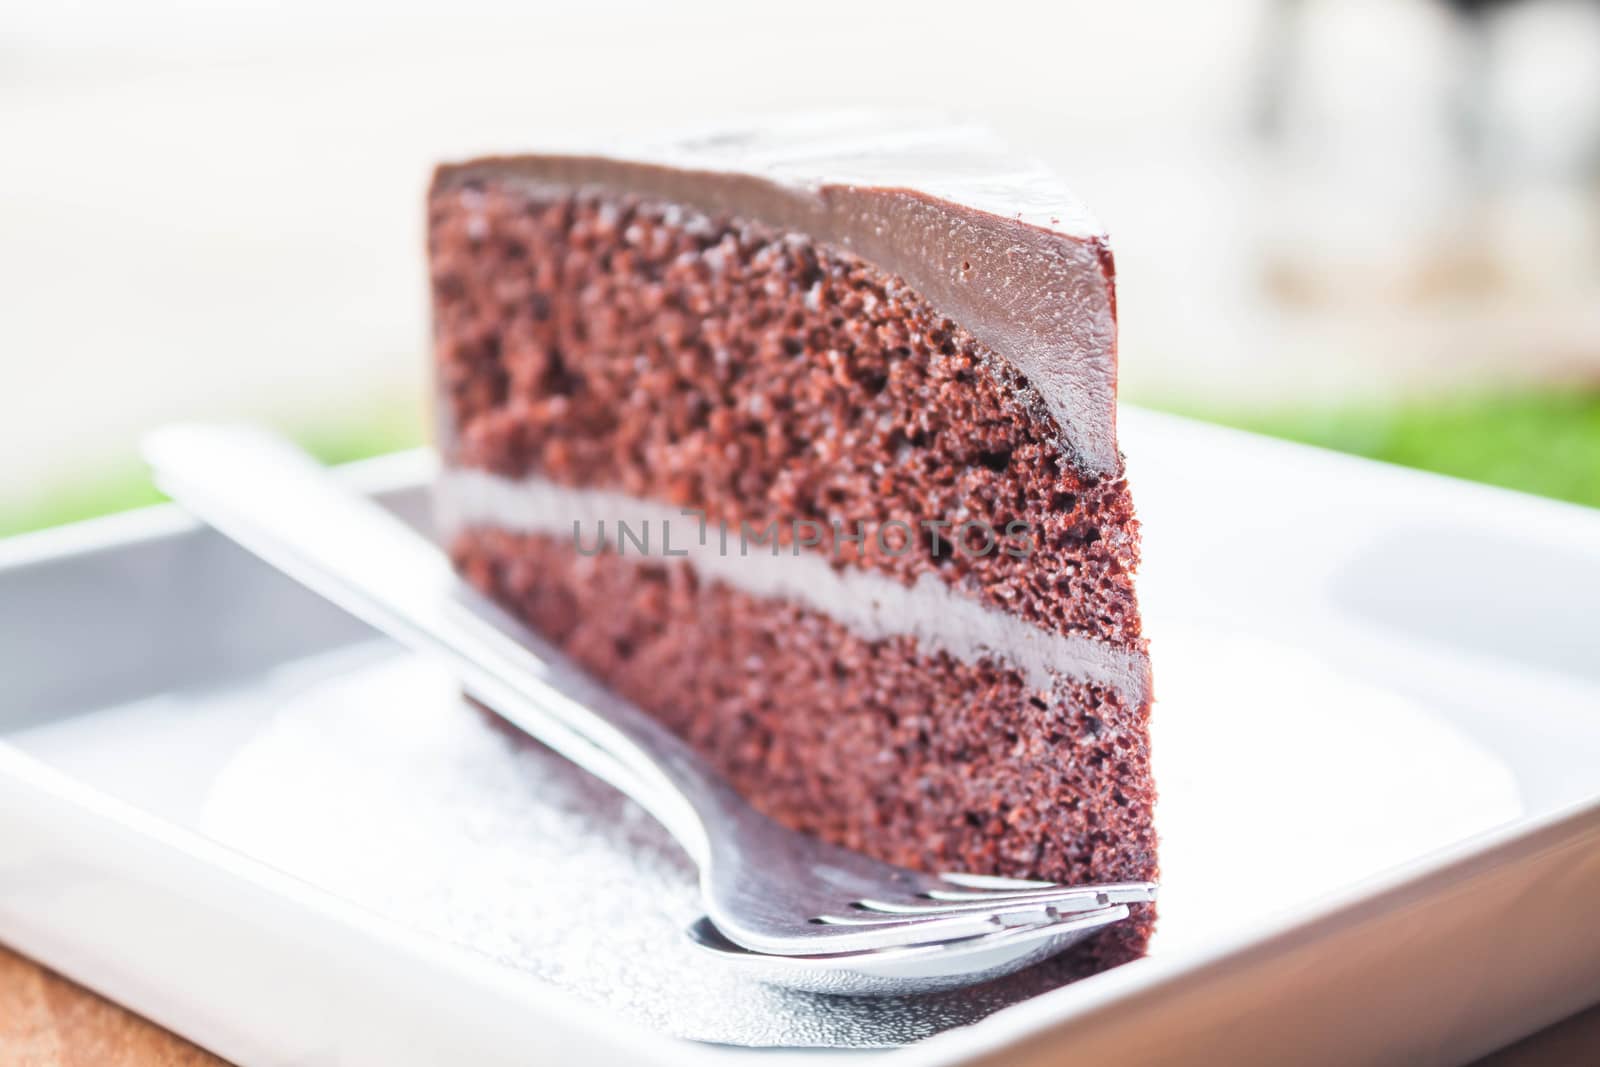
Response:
2,409,1598,1065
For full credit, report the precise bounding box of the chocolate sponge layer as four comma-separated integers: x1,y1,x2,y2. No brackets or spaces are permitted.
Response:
428,175,1157,974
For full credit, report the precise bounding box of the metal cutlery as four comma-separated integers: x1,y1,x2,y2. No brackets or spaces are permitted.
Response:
143,424,1154,984
683,910,1130,996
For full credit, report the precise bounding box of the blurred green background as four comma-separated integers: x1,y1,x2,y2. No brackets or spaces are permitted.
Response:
1161,387,1600,510
0,396,425,537
4,388,1597,540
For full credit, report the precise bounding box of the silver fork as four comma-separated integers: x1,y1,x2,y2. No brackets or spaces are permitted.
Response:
143,425,1156,957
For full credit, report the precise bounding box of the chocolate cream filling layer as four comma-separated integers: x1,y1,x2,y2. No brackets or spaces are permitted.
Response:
436,469,1150,707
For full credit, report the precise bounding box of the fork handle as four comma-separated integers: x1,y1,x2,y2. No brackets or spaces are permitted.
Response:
144,425,733,864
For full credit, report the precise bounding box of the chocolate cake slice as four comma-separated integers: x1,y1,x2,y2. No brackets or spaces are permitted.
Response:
427,118,1155,976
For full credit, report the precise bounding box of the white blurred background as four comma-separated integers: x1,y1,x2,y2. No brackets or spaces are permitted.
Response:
5,0,1600,520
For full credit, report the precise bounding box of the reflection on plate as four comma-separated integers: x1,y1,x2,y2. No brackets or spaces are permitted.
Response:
1149,623,1521,952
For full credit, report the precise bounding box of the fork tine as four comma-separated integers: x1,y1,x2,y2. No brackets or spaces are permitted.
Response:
851,882,1156,916
811,900,1058,931
927,872,1149,904
915,881,1159,905
929,874,1160,902
808,902,1127,945
936,872,1058,890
